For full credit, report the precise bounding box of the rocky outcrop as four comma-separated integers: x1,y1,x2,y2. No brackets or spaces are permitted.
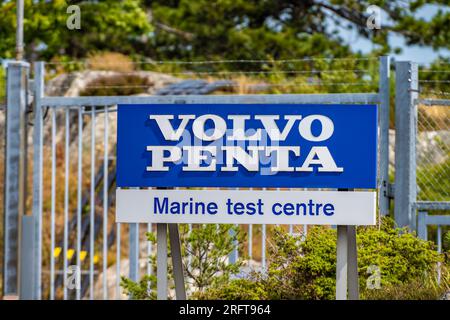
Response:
389,129,450,169
46,70,178,97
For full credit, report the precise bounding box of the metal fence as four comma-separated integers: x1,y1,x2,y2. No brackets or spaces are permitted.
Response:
0,64,6,295
415,64,450,255
416,69,450,207
4,57,392,300
394,61,450,257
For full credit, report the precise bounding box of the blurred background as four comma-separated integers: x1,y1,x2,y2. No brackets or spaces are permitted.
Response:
0,0,449,300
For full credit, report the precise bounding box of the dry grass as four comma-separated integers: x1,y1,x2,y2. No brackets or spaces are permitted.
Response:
418,104,450,132
86,52,135,72
80,74,154,96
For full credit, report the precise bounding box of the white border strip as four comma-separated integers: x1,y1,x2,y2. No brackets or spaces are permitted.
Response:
116,189,376,225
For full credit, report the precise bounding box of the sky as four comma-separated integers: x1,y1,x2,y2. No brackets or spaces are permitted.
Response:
338,4,449,65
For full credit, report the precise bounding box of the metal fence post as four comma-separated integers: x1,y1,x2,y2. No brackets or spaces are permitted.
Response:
417,211,428,240
378,56,391,216
394,61,418,231
157,223,168,300
228,227,237,264
336,225,348,300
19,215,35,299
3,61,29,298
168,224,186,300
347,225,359,300
32,62,44,300
129,223,140,283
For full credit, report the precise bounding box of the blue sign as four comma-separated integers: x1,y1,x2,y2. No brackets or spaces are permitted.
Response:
117,104,377,189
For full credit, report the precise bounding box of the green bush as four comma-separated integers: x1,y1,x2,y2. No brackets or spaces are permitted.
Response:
121,275,157,300
363,277,448,300
193,278,267,300
121,224,244,299
200,218,446,300
417,157,450,202
121,218,447,300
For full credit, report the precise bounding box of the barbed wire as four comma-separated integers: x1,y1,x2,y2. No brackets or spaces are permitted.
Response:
46,81,375,90
44,57,378,66
420,90,450,96
43,57,377,94
60,69,370,76
419,80,450,84
418,61,450,69
419,70,450,74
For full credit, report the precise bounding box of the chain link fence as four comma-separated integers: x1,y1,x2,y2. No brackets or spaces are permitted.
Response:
415,65,450,272
416,104,450,203
417,66,450,205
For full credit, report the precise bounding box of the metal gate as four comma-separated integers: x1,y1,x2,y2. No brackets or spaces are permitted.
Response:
3,57,391,299
394,61,450,243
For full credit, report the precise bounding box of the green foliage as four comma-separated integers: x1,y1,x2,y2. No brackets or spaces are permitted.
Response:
181,224,244,294
260,226,336,300
417,157,450,202
121,275,157,300
363,276,449,300
445,231,450,253
442,230,450,266
147,0,450,63
149,0,350,65
357,220,442,288
420,57,450,87
121,224,243,299
1,1,448,64
0,0,152,60
194,278,267,300
200,218,446,300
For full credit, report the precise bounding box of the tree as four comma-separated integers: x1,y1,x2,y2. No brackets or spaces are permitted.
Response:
1,1,448,63
144,0,449,64
0,0,152,60
121,224,244,299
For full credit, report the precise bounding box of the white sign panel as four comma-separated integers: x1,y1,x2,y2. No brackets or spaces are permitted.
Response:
116,189,376,225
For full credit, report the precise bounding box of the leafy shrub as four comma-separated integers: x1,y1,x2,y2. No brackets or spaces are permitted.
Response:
121,275,157,300
121,224,243,299
200,218,445,300
181,224,244,294
444,231,450,264
122,218,446,300
194,278,267,300
417,157,450,202
362,277,448,300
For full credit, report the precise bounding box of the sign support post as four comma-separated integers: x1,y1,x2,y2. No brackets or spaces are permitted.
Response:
156,223,187,300
168,224,187,300
347,225,359,300
335,225,360,300
336,225,348,300
156,223,168,300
